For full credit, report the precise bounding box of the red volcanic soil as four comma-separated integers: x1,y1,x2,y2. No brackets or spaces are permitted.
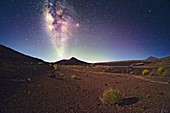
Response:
1,64,170,113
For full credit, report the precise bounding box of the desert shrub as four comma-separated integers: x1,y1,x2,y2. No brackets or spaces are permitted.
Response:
142,69,149,75
149,71,155,76
70,75,81,80
53,64,58,70
158,67,165,75
134,71,140,75
38,62,43,65
130,71,134,75
162,69,170,77
90,64,95,67
128,69,138,75
162,72,169,77
102,88,122,105
70,75,76,79
73,65,78,68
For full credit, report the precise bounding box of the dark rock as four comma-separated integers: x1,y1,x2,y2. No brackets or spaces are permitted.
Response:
135,86,139,89
146,95,151,99
49,74,56,78
158,92,164,95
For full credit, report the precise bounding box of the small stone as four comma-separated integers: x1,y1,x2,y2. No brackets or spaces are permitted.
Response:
49,74,56,78
168,81,170,84
146,95,151,99
158,92,164,95
27,78,31,82
68,106,73,110
60,73,64,76
97,103,100,106
135,86,139,89
37,84,41,87
28,91,31,94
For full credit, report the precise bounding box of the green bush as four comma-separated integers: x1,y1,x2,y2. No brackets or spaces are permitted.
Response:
102,88,122,105
149,71,155,76
158,67,165,75
53,64,58,70
142,69,149,75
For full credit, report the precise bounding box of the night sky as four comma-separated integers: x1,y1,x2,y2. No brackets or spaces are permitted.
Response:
0,0,170,62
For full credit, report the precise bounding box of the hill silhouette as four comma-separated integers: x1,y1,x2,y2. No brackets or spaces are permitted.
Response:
0,44,44,63
0,44,170,66
146,56,159,61
151,56,170,65
56,57,89,65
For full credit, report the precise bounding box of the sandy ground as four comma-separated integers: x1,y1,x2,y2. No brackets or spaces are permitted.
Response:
0,65,170,113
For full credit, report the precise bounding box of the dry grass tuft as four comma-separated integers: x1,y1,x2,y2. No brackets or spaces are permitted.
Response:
101,88,122,105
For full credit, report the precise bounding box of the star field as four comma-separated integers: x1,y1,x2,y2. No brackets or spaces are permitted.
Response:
0,0,170,62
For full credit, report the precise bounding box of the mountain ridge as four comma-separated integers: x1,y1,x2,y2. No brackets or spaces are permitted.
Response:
0,44,44,63
55,57,90,65
0,44,170,66
146,56,159,60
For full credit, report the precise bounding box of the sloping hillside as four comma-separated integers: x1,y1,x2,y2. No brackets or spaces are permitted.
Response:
0,45,43,63
151,56,170,66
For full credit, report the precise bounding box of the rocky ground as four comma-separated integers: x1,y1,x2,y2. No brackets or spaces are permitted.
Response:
0,64,170,113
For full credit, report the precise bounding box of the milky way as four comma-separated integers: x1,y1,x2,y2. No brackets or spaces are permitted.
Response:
1,0,170,62
44,0,79,57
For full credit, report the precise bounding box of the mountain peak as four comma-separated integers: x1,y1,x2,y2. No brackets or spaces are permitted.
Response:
146,56,159,60
56,57,89,65
70,57,77,60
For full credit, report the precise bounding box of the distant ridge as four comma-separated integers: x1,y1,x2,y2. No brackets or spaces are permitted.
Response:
95,60,151,66
0,44,44,63
1,44,169,66
151,56,170,65
56,57,89,65
146,56,159,61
